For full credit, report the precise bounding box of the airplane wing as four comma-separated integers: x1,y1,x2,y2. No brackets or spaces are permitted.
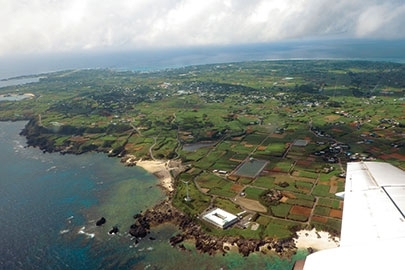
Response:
340,161,405,247
297,161,405,270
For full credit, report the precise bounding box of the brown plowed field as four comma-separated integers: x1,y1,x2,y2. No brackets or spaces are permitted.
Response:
379,153,405,161
231,184,244,193
312,215,328,223
329,209,343,219
290,205,312,217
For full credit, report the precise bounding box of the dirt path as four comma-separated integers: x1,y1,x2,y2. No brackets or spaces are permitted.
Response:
234,196,267,213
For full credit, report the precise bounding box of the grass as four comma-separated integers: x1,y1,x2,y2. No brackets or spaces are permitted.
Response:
213,197,242,214
314,205,331,216
318,173,334,182
212,159,239,171
263,219,301,239
206,226,262,239
194,173,238,198
294,181,313,191
288,214,308,222
196,172,229,189
253,176,276,189
286,198,314,208
209,184,237,197
243,133,268,145
272,160,294,173
318,197,342,209
244,187,266,200
298,171,319,179
173,175,211,216
270,204,292,218
312,184,333,197
256,215,272,226
265,143,288,156
311,218,341,234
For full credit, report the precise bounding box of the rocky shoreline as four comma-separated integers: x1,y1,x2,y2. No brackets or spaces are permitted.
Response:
128,199,298,258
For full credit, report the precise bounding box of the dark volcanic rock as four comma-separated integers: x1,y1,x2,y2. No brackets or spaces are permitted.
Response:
237,239,259,257
129,224,148,238
96,217,106,226
109,226,119,234
169,234,185,246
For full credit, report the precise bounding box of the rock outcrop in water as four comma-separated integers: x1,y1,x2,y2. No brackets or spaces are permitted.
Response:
129,215,150,238
96,217,106,226
109,226,119,235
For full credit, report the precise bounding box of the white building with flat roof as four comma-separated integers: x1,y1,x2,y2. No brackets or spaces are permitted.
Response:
202,208,239,229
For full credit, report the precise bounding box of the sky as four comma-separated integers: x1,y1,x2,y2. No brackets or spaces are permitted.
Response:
2,0,405,57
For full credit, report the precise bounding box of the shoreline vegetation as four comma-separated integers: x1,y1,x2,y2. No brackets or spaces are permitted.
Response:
3,60,405,260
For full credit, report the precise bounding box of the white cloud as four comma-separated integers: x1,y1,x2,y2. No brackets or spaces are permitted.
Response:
1,0,405,56
355,2,405,38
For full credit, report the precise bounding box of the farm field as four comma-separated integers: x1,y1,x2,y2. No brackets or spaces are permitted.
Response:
2,60,405,240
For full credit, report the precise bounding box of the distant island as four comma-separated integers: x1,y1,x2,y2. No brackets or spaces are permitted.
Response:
1,60,404,257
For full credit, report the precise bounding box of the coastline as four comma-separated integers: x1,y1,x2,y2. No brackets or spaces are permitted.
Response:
136,159,174,192
294,229,340,251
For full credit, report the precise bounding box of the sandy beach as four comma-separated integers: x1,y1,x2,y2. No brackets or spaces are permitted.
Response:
294,228,340,251
136,159,174,192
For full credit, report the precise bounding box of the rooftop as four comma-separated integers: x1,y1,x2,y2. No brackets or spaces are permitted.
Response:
202,208,239,229
232,158,268,179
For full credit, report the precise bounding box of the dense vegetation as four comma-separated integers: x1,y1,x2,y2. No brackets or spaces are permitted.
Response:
2,60,405,239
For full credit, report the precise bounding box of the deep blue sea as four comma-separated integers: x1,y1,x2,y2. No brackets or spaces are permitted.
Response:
1,39,404,79
0,121,305,269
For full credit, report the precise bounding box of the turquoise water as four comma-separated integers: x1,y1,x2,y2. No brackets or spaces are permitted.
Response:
0,121,306,269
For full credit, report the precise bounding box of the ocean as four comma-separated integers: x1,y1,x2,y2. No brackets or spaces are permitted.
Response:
1,39,404,79
0,121,306,270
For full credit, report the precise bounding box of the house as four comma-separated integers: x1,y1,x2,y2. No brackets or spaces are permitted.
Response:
202,208,239,229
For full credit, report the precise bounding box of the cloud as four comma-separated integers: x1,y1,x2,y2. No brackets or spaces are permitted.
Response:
355,2,405,37
1,0,405,56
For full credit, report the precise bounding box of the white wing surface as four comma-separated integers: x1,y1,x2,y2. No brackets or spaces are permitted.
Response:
299,161,405,270
340,161,405,247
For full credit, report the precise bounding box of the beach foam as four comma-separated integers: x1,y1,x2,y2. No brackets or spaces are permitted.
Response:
78,226,95,239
